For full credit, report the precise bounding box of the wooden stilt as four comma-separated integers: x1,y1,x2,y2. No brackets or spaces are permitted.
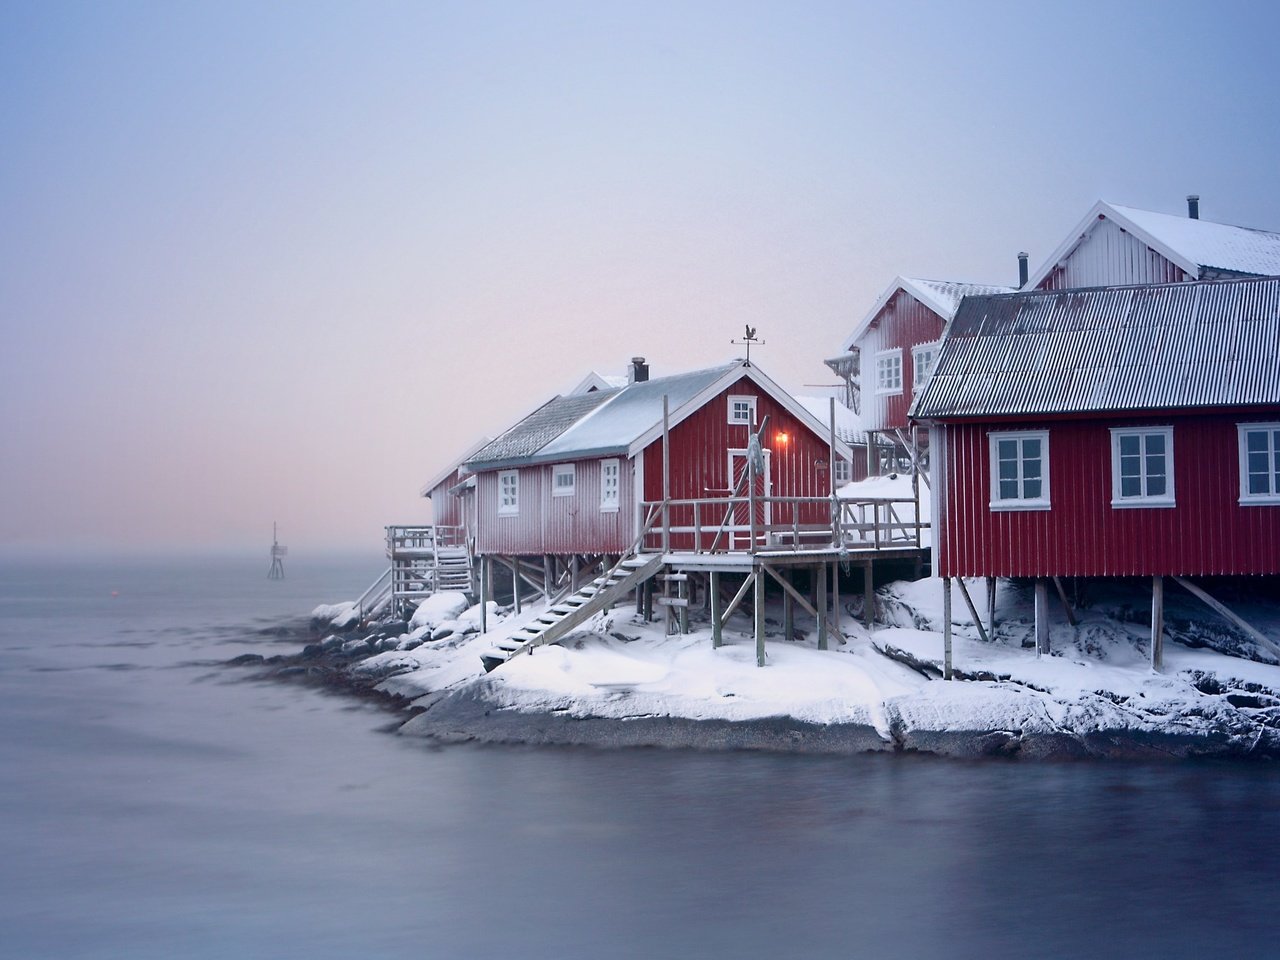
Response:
954,577,991,644
570,554,580,592
642,579,653,622
754,565,766,667
1034,578,1049,656
862,561,874,631
479,557,490,634
782,570,794,641
710,570,722,648
1151,575,1164,671
832,562,842,642
817,564,828,651
942,576,953,680
1052,576,1078,626
986,576,997,639
1171,576,1280,660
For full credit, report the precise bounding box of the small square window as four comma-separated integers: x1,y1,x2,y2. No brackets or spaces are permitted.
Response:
875,350,902,395
728,395,757,425
834,458,851,485
1239,423,1280,504
552,464,575,497
988,430,1050,510
1110,427,1174,508
498,470,519,515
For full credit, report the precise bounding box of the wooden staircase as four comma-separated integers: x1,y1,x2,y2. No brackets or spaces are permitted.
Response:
481,554,665,672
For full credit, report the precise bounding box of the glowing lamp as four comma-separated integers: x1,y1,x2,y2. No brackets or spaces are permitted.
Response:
775,431,789,445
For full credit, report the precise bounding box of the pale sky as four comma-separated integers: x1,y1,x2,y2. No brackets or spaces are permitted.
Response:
4,0,1280,554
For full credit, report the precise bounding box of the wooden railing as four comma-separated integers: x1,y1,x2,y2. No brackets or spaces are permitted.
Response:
636,495,926,555
385,524,468,556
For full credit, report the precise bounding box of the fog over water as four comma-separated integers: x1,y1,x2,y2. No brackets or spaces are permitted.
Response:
3,555,1279,959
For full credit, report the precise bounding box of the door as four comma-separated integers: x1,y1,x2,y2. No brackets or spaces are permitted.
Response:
727,448,772,549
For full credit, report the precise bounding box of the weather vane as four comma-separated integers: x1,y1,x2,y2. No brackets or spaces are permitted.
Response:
731,324,765,366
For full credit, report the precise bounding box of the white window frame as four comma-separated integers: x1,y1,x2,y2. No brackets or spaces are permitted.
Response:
1238,422,1280,505
552,463,576,497
988,429,1051,511
1109,426,1175,508
600,458,620,512
833,458,851,485
911,341,940,394
497,470,519,516
727,395,757,426
875,349,903,395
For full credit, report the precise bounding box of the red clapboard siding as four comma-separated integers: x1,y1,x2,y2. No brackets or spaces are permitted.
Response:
475,457,634,556
858,290,947,434
428,470,465,528
643,375,839,550
939,414,1280,578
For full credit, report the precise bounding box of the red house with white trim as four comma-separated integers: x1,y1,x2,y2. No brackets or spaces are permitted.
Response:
912,276,1280,580
826,276,1013,473
462,360,854,560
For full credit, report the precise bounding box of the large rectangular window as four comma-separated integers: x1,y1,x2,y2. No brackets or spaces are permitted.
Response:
1239,422,1280,504
989,430,1050,510
875,349,903,395
552,463,576,497
498,470,519,515
1110,427,1175,507
600,458,620,511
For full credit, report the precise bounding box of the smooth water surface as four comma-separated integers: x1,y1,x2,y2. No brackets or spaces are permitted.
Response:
2,555,1279,959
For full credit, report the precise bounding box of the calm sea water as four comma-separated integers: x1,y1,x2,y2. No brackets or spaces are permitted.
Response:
2,554,1280,960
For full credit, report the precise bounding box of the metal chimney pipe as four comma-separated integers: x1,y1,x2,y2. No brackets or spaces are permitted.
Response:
630,357,649,383
1187,195,1200,220
1017,252,1029,288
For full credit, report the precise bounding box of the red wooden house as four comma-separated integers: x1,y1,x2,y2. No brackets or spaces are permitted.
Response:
462,359,855,562
826,276,1013,473
912,276,1280,665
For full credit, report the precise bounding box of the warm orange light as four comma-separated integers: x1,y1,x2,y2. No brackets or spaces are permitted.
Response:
775,431,789,445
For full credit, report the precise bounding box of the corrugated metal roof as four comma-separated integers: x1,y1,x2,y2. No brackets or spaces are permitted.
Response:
912,276,1280,420
467,390,619,466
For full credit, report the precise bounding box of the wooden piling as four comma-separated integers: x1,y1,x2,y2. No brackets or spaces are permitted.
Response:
1034,578,1049,656
1151,575,1164,671
754,567,766,667
942,576,953,680
710,570,722,648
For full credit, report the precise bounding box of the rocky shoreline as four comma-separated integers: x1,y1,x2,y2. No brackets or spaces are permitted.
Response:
236,621,1280,762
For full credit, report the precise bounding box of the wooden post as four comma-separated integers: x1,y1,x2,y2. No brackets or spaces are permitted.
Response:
661,394,671,553
866,430,876,477
782,569,794,642
511,559,522,615
1151,575,1164,671
642,579,653,622
479,557,490,634
817,563,828,651
754,565,766,667
710,569,722,648
832,561,842,641
570,554,580,592
1034,578,1050,656
911,424,921,546
986,576,997,639
862,561,874,631
942,576,953,680
1052,576,1078,626
1171,575,1280,659
954,577,991,645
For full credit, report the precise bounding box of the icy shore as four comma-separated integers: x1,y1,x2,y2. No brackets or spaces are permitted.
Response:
279,576,1280,761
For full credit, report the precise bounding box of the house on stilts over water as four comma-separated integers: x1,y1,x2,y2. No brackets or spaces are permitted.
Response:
911,275,1280,674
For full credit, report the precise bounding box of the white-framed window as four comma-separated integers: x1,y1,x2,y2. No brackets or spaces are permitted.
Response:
875,349,903,395
1239,422,1280,504
1110,427,1175,508
988,430,1050,510
912,342,940,393
834,458,851,484
552,463,576,497
600,458,620,512
498,470,519,515
728,395,757,426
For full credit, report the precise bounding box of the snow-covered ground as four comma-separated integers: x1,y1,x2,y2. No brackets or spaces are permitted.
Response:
311,573,1280,758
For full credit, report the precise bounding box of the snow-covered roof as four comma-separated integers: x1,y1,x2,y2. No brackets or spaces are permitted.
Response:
912,275,1280,420
464,361,854,471
567,370,630,395
840,276,1015,353
795,395,867,446
1025,200,1280,290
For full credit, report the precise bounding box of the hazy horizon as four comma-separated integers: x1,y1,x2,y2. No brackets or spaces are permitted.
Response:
5,0,1280,553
